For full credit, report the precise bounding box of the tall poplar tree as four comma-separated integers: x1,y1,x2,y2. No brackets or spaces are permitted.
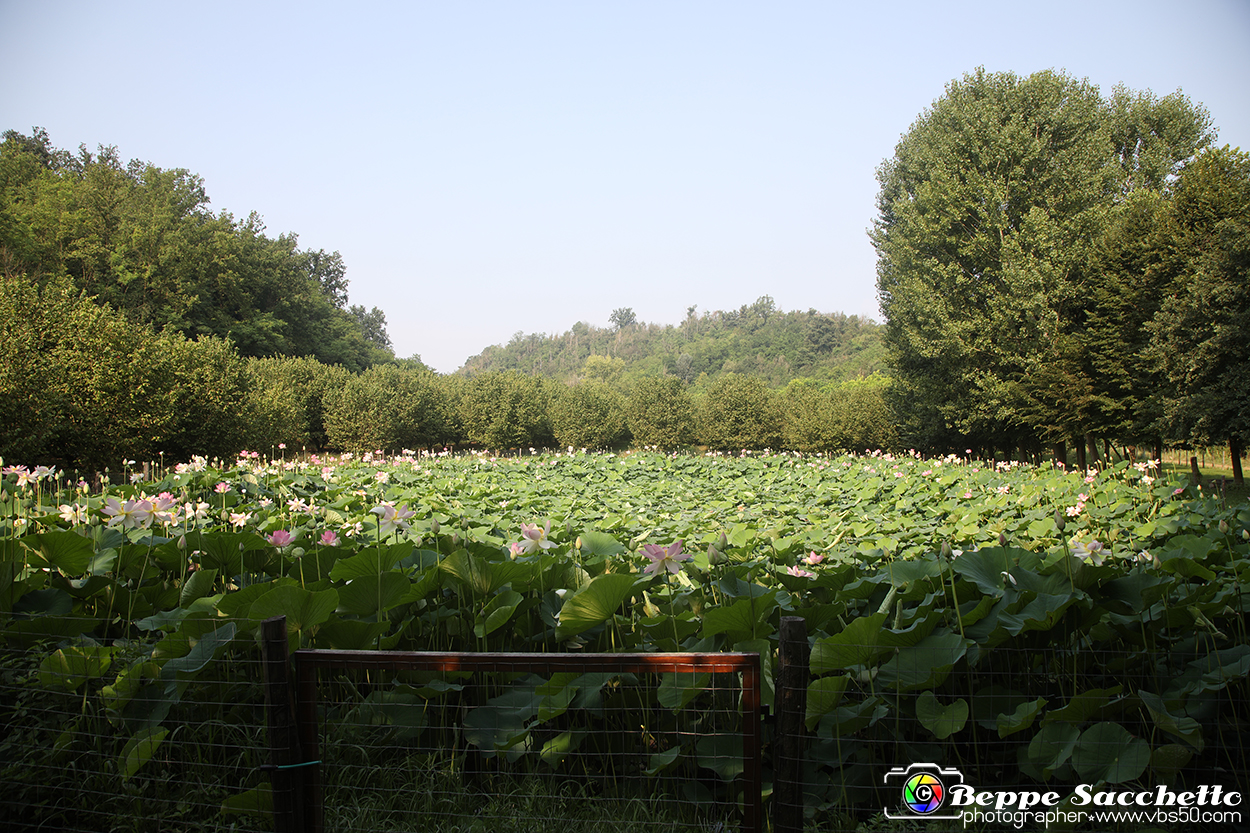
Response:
872,69,1211,454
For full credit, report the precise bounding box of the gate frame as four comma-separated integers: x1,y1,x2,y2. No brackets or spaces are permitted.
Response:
267,636,763,833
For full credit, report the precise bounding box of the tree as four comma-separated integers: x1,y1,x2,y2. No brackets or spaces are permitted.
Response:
872,68,1212,453
609,307,637,330
349,304,393,351
1147,146,1250,483
457,371,553,450
550,381,629,450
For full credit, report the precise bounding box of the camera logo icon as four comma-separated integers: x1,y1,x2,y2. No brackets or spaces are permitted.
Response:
883,763,965,820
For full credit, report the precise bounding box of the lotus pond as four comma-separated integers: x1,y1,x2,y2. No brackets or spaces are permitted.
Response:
2,450,1249,831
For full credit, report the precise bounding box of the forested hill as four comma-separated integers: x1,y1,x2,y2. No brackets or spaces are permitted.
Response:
0,128,395,373
458,296,885,387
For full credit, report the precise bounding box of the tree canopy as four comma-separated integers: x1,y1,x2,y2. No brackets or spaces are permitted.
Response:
0,128,394,372
873,68,1214,456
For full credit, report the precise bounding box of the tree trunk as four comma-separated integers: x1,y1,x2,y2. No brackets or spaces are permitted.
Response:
1075,439,1087,472
1086,434,1100,466
1232,436,1245,487
1052,442,1067,469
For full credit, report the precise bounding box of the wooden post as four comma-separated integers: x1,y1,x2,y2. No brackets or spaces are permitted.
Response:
262,616,305,833
774,616,810,833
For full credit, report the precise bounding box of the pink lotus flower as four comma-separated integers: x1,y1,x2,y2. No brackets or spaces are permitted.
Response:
787,565,816,579
641,541,688,576
512,521,557,555
803,552,824,566
319,530,339,546
268,529,294,547
229,511,252,529
215,482,232,494
371,501,415,535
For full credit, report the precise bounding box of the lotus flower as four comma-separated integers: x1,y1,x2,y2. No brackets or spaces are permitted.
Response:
512,521,557,555
641,541,688,576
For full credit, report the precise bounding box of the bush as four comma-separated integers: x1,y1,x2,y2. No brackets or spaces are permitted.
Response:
696,373,782,451
323,364,447,453
550,381,629,450
627,376,695,451
457,371,553,451
245,355,352,452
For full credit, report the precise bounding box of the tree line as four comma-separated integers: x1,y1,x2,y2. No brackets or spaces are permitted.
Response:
0,273,893,470
0,128,394,372
873,69,1247,482
460,295,885,387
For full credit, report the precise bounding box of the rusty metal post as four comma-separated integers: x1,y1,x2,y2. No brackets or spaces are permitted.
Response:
773,616,810,833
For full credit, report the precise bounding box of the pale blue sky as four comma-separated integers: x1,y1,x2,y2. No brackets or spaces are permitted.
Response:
3,1,1248,372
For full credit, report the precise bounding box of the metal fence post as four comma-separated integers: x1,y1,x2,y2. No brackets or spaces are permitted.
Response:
774,616,810,833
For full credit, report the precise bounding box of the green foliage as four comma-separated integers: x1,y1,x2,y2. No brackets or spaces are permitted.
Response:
462,297,884,388
0,128,393,373
873,69,1213,453
549,381,629,451
0,274,250,469
696,374,782,451
323,363,447,453
457,371,553,451
626,376,696,451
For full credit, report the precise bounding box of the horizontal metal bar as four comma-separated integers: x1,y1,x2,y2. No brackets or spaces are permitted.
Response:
293,649,760,675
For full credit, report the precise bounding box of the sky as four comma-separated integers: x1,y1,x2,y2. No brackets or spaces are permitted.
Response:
2,1,1248,373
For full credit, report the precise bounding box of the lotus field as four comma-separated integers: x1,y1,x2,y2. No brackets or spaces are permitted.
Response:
3,449,1249,829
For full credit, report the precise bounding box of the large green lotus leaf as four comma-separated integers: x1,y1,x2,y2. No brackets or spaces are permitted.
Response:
539,730,584,768
578,532,626,557
1071,722,1150,783
555,573,639,637
882,557,943,588
335,572,410,617
161,621,238,680
314,617,390,650
695,733,743,782
23,531,95,575
658,672,711,710
221,785,273,822
1137,690,1204,751
915,691,968,739
1026,722,1080,777
39,645,116,691
119,726,168,780
998,592,1079,636
805,675,850,730
474,589,524,637
875,630,967,691
951,548,1018,595
701,592,777,639
1040,686,1122,727
810,613,890,673
328,545,406,581
250,586,338,634
179,568,218,608
996,696,1047,737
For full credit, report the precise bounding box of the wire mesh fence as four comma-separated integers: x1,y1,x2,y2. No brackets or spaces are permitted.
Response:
4,614,1250,833
290,647,761,832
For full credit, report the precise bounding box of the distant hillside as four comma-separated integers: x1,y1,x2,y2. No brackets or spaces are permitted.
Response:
459,295,884,387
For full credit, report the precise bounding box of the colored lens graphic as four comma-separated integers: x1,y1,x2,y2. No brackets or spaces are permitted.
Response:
902,772,945,814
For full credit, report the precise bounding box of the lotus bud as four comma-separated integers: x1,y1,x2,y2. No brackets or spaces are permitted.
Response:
1219,520,1230,535
451,532,460,548
430,518,440,535
940,540,952,560
717,531,729,552
177,534,187,551
575,536,583,551
998,531,1008,547
1054,510,1066,533
708,544,726,565
1244,529,1249,542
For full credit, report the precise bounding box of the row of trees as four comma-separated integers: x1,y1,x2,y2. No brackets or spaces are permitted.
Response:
461,296,885,387
874,69,1247,480
0,274,893,469
0,129,393,372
